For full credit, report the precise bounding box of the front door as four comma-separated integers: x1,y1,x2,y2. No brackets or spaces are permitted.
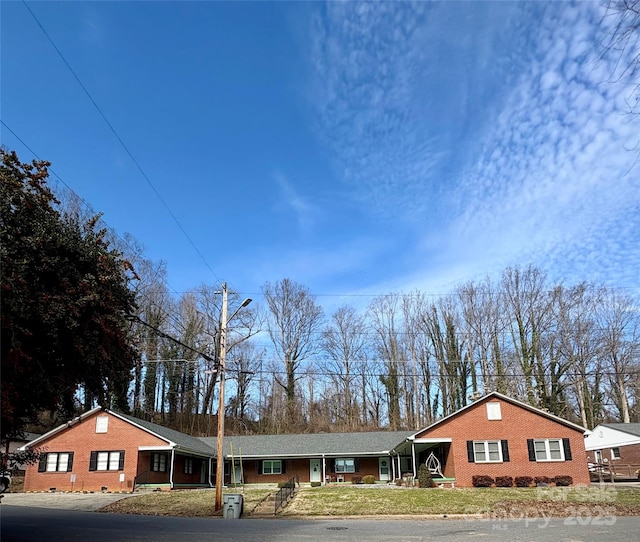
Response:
379,457,390,481
310,459,321,483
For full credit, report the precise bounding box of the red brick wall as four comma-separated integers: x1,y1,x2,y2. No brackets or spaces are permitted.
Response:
240,457,383,484
415,398,590,487
23,411,168,493
587,444,640,468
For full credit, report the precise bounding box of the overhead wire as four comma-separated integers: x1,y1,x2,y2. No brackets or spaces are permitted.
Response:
21,0,221,287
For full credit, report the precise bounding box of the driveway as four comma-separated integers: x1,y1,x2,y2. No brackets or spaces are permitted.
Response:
1,492,134,511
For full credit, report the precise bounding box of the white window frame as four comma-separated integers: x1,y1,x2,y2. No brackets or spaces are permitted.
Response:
611,447,621,460
533,439,565,462
262,460,282,475
96,451,122,471
335,458,356,473
184,457,194,474
45,452,72,472
473,440,503,463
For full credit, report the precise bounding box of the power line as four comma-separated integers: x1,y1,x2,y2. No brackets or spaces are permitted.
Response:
1,120,209,344
21,0,221,286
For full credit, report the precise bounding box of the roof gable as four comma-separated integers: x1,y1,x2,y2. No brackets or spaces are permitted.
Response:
18,406,104,450
409,391,586,441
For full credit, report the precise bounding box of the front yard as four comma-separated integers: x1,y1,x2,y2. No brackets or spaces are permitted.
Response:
100,484,640,518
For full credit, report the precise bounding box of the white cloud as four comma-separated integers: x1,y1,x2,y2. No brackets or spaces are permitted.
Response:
305,1,638,295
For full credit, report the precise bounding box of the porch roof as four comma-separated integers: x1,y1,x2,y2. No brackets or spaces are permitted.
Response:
199,431,415,459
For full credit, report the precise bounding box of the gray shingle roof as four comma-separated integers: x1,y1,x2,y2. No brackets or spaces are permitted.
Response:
115,412,216,456
602,423,640,438
199,431,414,458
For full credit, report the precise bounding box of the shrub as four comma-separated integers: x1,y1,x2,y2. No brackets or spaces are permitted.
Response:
514,476,533,488
310,481,321,487
554,475,573,487
418,464,435,488
362,475,376,484
277,480,295,489
472,475,494,488
395,478,403,486
495,476,513,488
534,476,553,486
351,476,363,485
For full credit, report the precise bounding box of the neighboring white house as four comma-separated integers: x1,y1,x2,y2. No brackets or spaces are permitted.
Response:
584,423,640,479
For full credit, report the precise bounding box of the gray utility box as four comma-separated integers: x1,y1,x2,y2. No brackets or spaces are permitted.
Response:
222,493,244,519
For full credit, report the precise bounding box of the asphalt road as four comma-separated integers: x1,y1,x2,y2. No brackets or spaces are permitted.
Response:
2,505,639,542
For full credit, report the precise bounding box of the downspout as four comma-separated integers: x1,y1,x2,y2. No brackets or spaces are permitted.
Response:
169,448,176,490
396,452,401,479
208,457,214,488
411,441,417,479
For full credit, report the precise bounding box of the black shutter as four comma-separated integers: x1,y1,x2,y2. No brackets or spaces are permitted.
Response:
466,441,475,463
67,453,74,472
281,460,286,474
562,438,572,461
119,451,125,470
501,440,510,462
89,451,98,471
259,460,263,474
527,439,536,461
330,459,336,473
354,458,360,473
38,453,47,472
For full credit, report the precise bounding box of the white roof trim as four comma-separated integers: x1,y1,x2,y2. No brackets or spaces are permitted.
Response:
412,438,453,444
18,406,104,451
402,391,587,445
139,445,174,451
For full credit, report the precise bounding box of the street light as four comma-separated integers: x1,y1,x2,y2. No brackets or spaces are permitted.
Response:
214,283,252,512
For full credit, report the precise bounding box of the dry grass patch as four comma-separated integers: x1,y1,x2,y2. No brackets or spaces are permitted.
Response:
100,489,272,517
280,486,640,517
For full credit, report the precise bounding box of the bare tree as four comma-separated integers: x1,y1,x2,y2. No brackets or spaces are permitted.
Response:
320,305,368,430
596,288,640,422
458,278,509,395
368,294,406,429
501,266,556,406
602,1,640,121
556,283,605,427
262,278,324,427
226,341,262,433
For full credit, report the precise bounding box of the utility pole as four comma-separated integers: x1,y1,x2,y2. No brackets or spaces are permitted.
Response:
214,283,229,512
214,284,252,512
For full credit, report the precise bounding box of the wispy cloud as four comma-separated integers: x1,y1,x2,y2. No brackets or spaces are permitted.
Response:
273,172,317,234
305,1,639,294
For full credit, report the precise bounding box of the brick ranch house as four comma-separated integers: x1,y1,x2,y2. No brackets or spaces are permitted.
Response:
584,423,640,480
20,392,590,492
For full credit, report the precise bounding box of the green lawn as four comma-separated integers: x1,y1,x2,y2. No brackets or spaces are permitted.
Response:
100,485,640,518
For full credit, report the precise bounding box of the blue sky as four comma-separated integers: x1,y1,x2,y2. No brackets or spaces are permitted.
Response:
2,1,638,308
